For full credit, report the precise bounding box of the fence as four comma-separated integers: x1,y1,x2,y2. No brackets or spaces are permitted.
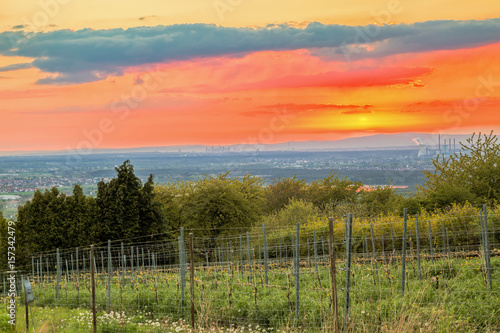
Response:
2,205,500,332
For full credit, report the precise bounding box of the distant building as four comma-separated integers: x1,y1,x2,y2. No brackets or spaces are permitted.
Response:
0,195,22,200
418,146,429,157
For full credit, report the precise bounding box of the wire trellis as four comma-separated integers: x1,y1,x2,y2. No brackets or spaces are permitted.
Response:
1,208,499,332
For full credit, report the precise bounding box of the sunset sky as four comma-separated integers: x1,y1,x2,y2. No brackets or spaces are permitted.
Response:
0,0,499,152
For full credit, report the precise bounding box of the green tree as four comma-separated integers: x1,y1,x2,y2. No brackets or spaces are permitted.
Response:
65,185,97,247
155,173,265,247
0,212,8,270
260,198,319,229
96,160,167,241
264,175,307,213
306,172,362,212
16,187,69,268
13,160,167,269
154,179,194,233
421,132,500,209
359,185,402,217
139,174,168,237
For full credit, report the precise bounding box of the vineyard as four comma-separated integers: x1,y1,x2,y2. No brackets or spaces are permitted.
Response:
1,204,500,332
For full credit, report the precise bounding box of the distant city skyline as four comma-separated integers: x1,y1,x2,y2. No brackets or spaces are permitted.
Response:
0,1,499,152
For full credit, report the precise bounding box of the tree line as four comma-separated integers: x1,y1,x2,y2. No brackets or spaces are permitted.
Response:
3,132,500,270
8,161,166,269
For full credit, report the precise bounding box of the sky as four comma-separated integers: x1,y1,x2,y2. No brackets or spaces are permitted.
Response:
0,0,499,152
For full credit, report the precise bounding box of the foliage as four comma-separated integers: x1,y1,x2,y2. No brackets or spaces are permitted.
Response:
13,161,169,269
16,188,74,267
264,175,307,213
421,131,500,209
0,212,8,271
305,171,362,212
259,198,320,229
155,172,265,246
97,161,167,241
66,185,99,247
358,184,402,217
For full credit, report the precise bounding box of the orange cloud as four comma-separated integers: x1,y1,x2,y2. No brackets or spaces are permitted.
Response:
1,28,499,151
340,110,373,115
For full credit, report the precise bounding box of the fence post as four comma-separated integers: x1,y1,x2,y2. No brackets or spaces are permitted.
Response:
279,235,283,266
381,234,385,262
94,253,98,281
179,227,186,317
343,213,353,331
121,242,125,285
178,236,184,317
136,247,140,274
415,215,422,280
123,255,126,287
322,235,326,258
428,220,434,263
483,205,493,290
363,233,369,260
24,276,29,332
401,208,408,294
246,231,252,283
90,245,96,333
37,259,41,290
142,248,145,273
189,233,195,329
328,217,339,333
307,237,311,268
263,224,269,286
40,254,43,287
148,250,151,271
229,242,232,271
151,253,154,273
391,227,395,255
46,257,50,287
240,234,244,279
56,248,60,300
370,223,378,278
131,246,134,287
107,240,112,311
446,228,450,260
217,246,223,266
344,216,348,244
285,236,288,262
295,222,300,319
65,259,69,284
70,254,74,276
101,251,105,281
76,247,79,304
225,243,228,270
441,226,446,255
258,243,261,263
313,230,318,274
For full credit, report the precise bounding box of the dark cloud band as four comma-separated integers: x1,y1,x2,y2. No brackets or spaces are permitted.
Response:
0,19,498,84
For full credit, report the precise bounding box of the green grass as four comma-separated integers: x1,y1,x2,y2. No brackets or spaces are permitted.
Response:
4,253,500,332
